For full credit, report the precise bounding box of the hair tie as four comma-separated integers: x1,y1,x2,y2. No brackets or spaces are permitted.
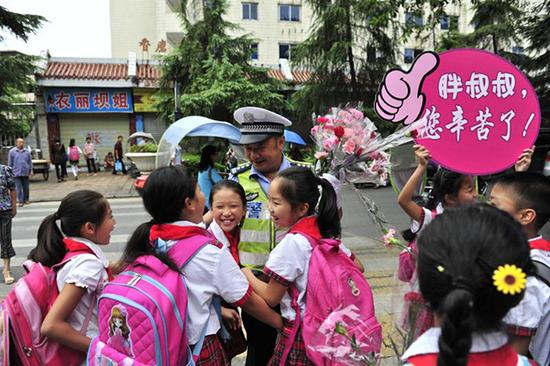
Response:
53,212,60,220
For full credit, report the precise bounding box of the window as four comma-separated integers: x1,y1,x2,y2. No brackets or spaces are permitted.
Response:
441,15,459,31
367,46,377,62
251,43,259,60
242,3,258,20
279,43,296,60
279,4,301,22
450,16,459,31
512,46,524,55
440,15,450,30
405,12,423,27
404,48,423,64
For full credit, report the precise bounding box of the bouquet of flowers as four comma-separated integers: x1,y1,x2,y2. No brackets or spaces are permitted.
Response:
311,107,424,246
307,305,381,365
311,107,423,183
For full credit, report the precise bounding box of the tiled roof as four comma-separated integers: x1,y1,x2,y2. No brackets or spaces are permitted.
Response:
266,69,313,83
42,60,312,84
43,62,160,81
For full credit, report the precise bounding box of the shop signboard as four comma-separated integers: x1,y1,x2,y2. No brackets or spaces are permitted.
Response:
45,88,133,113
133,89,158,112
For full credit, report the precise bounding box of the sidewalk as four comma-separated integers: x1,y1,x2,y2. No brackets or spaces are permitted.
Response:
28,170,139,202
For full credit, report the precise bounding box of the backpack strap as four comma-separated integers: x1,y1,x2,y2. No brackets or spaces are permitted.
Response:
51,248,104,335
281,284,302,365
168,234,216,269
533,260,550,287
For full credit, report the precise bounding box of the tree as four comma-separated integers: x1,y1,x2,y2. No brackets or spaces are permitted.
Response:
290,0,401,126
437,0,524,56
156,0,287,123
524,1,550,122
0,6,45,136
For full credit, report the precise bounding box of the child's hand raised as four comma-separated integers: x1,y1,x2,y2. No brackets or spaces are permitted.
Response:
514,146,535,172
413,144,431,168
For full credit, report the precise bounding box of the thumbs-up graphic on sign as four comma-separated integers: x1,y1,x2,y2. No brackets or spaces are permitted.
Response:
375,51,439,125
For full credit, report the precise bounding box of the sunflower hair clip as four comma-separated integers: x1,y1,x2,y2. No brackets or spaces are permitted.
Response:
492,264,527,295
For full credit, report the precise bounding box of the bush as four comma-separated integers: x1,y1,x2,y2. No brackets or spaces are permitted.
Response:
183,153,226,177
128,143,158,153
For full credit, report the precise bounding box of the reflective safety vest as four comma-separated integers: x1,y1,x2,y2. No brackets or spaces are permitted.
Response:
233,159,311,271
235,167,274,271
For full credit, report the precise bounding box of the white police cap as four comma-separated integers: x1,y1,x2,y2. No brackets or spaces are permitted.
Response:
234,107,292,144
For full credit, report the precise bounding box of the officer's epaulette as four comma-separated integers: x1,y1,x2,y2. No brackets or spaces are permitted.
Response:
230,162,252,176
289,159,313,170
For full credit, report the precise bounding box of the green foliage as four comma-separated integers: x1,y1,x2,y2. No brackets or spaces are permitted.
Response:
128,143,158,153
524,1,550,122
182,152,225,176
0,6,45,42
0,7,44,137
290,0,400,129
156,0,288,123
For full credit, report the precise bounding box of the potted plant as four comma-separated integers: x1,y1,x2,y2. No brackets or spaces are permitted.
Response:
125,133,158,173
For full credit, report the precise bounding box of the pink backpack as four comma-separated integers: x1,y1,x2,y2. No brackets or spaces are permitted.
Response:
69,146,80,161
398,210,437,283
282,232,382,365
0,250,99,366
88,235,214,366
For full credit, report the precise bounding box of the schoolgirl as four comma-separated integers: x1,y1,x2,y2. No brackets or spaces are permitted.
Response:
397,145,477,340
207,180,249,360
31,190,114,360
402,203,537,365
242,167,361,365
120,166,282,365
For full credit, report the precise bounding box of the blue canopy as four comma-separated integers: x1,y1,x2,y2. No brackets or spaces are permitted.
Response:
284,130,307,145
156,116,241,168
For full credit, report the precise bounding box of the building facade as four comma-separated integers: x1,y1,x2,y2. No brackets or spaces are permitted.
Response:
35,57,163,162
110,0,530,69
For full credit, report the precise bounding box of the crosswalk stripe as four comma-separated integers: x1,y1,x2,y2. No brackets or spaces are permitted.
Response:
14,204,145,214
14,211,149,222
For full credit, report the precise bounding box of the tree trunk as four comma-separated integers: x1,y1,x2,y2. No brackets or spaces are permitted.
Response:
492,33,498,54
344,3,359,101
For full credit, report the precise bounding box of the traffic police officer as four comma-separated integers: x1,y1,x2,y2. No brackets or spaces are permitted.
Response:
230,106,309,365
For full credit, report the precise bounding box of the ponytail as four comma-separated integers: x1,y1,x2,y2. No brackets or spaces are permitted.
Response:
29,213,66,267
426,169,465,210
277,167,341,239
119,221,181,273
317,177,341,238
437,289,474,366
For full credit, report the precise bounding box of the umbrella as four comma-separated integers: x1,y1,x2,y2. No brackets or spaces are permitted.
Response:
284,130,307,145
156,116,241,168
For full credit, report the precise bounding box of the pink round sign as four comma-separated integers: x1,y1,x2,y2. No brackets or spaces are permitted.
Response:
375,49,540,175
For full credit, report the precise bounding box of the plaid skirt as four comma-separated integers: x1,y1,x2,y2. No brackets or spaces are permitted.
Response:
269,320,314,366
196,334,230,366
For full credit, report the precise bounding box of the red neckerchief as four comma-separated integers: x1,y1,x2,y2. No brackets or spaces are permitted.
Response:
149,223,209,244
223,228,241,265
63,237,113,281
529,236,550,251
288,216,322,241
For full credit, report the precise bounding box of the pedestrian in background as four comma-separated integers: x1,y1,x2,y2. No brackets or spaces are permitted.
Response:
8,137,32,207
84,136,98,176
67,138,82,180
112,136,127,175
51,139,67,183
0,164,17,284
197,145,222,210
